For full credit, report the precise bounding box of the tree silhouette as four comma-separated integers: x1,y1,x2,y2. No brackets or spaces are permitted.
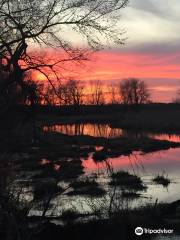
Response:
89,80,105,105
0,0,128,97
119,78,150,105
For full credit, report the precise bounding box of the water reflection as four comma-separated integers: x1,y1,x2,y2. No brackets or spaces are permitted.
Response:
95,146,104,151
83,147,180,203
43,123,180,142
44,123,124,138
149,133,180,143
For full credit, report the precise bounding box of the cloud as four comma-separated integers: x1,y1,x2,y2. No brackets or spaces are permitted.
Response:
129,0,180,22
118,0,180,53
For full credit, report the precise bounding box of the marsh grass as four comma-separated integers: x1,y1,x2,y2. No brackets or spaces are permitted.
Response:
33,180,62,200
110,171,146,191
153,174,171,187
68,178,106,197
121,191,141,199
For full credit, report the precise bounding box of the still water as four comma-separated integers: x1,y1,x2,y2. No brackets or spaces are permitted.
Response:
43,123,180,203
43,123,180,142
83,147,180,203
43,123,123,138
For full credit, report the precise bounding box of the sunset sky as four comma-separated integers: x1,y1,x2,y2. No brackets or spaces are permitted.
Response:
32,0,180,103
75,0,180,102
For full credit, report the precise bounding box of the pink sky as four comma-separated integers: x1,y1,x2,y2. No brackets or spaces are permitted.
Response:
33,49,180,103
76,50,180,103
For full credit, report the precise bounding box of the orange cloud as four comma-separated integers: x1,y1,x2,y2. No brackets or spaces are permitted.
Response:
78,51,180,81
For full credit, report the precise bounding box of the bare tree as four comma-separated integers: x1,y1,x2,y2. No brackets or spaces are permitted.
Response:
89,80,105,105
66,79,84,106
119,78,150,105
108,83,120,104
68,79,85,106
42,84,57,105
0,0,128,99
56,79,84,106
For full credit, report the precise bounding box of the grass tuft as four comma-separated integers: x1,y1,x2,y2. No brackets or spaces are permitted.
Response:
110,171,146,191
153,174,170,187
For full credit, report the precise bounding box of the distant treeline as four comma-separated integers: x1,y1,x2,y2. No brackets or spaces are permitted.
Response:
32,78,151,106
15,103,180,116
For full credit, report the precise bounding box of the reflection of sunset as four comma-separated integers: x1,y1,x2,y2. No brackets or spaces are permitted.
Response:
83,147,180,203
43,124,124,138
83,153,132,172
83,148,180,174
44,124,180,143
151,134,180,143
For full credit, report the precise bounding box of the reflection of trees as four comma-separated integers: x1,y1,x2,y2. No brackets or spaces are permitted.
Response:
44,124,125,138
45,124,180,143
88,80,105,105
119,78,150,105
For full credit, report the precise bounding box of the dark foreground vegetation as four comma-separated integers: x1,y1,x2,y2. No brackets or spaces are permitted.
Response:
153,174,171,187
32,206,180,240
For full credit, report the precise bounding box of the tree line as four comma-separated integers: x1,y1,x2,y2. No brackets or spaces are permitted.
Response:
25,77,151,106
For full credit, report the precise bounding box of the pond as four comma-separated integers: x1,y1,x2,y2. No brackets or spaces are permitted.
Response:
43,123,180,142
38,124,180,213
42,124,180,203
